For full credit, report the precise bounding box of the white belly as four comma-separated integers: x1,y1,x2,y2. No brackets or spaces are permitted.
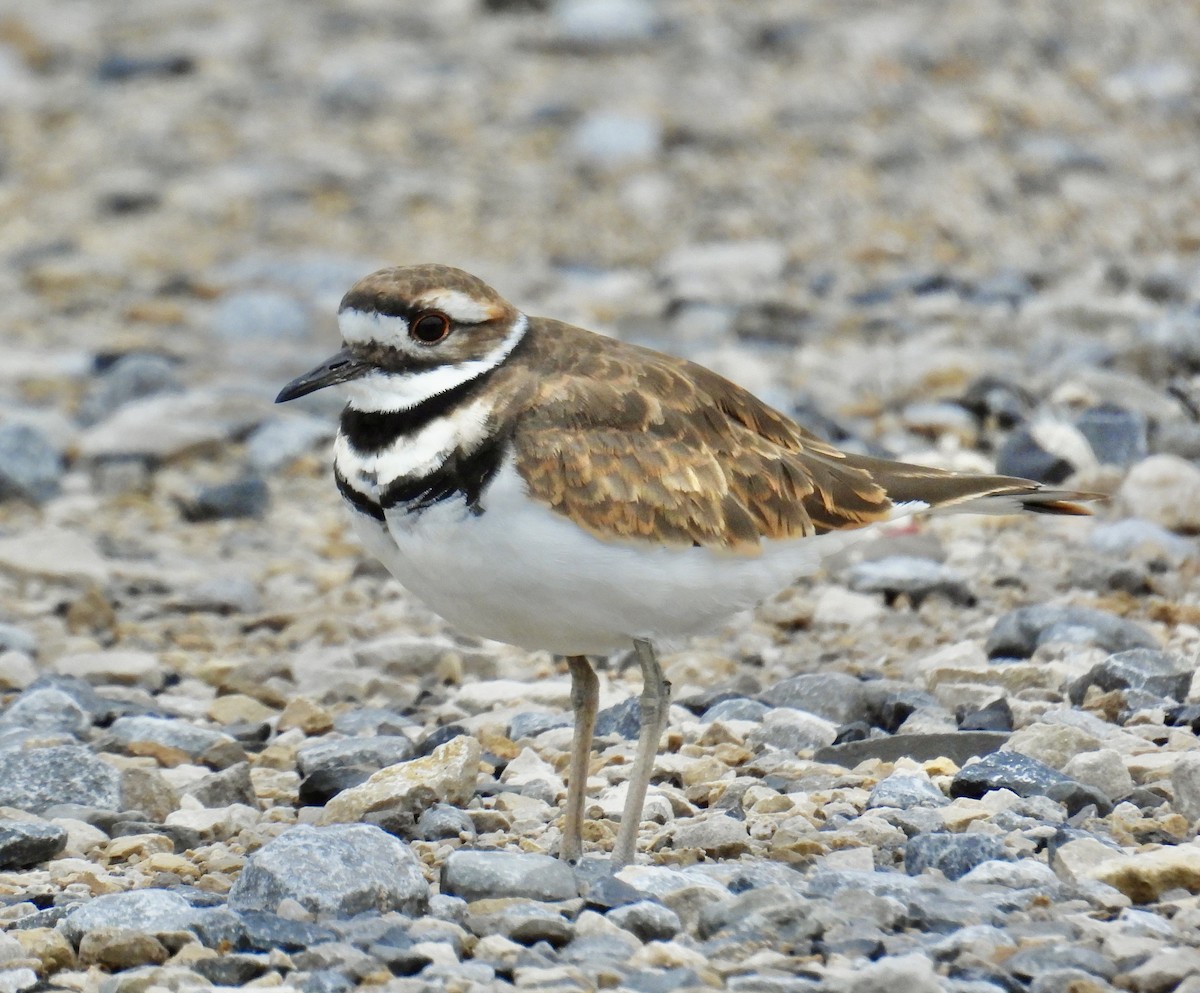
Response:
349,459,877,656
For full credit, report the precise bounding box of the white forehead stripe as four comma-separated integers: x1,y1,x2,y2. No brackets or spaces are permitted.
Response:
343,313,529,413
414,289,497,324
339,308,407,347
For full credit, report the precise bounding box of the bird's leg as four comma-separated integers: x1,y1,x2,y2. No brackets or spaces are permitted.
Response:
561,654,599,864
612,638,670,867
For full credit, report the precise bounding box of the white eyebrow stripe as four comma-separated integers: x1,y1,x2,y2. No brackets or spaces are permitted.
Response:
339,309,407,346
415,289,497,324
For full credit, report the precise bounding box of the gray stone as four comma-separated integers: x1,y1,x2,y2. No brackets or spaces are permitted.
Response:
1075,404,1148,466
185,762,258,808
814,731,1010,768
570,112,661,170
1089,518,1196,563
182,475,269,521
466,900,573,946
986,605,1157,659
416,803,476,841
607,900,681,941
0,687,92,736
228,823,428,918
0,819,67,868
62,889,206,943
1005,943,1117,982
440,851,578,903
174,577,261,614
867,772,949,810
507,711,570,739
1171,752,1200,824
669,813,751,857
212,290,310,341
904,834,1011,881
995,427,1074,484
703,698,771,723
1069,649,1192,704
296,735,416,777
747,707,838,752
595,696,640,739
0,624,36,657
0,422,63,504
0,745,122,813
79,353,183,425
0,969,37,993
554,0,659,49
847,556,975,607
245,413,334,472
761,672,867,724
105,716,246,769
951,751,1074,800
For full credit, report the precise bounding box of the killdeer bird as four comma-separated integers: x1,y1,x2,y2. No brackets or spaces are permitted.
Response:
276,263,1091,866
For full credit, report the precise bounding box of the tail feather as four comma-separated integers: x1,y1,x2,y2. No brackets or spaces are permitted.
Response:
838,453,1100,519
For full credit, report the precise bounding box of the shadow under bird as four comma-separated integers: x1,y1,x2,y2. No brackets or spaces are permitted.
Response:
276,263,1093,866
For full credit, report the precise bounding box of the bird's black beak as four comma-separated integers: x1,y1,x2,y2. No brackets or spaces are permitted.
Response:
275,347,369,403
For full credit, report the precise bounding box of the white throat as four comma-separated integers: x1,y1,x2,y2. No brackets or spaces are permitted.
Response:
343,313,528,413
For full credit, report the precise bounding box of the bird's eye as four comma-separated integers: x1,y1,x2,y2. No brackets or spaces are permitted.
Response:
410,312,451,344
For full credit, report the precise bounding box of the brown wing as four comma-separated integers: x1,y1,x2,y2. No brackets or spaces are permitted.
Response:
507,319,1092,555
507,320,900,554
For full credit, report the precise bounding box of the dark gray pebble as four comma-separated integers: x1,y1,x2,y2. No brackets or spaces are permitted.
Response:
416,803,476,841
595,696,641,738
0,819,67,869
951,751,1073,800
761,672,868,724
608,900,682,941
79,353,182,426
1068,648,1193,705
904,833,1010,880
298,765,373,807
182,476,269,522
995,427,1074,484
185,761,259,808
986,604,1157,659
296,736,415,777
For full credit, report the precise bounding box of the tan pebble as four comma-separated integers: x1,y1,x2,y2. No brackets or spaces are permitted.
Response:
103,834,174,862
208,693,277,726
276,697,333,734
255,743,299,771
143,853,201,881
78,928,168,970
13,928,75,976
1091,840,1200,902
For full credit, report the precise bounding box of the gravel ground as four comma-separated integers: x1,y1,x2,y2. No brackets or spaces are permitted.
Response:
1,1,1200,991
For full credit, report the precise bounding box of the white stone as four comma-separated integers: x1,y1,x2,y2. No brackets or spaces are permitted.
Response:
1117,454,1200,533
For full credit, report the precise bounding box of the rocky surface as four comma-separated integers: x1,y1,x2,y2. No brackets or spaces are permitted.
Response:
0,1,1198,991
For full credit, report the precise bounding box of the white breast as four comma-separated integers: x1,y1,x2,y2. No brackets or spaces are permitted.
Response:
347,458,880,656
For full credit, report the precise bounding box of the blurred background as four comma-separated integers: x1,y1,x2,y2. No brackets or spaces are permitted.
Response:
0,0,1197,660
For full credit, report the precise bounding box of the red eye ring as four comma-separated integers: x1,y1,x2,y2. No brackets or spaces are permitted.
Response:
410,312,451,344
